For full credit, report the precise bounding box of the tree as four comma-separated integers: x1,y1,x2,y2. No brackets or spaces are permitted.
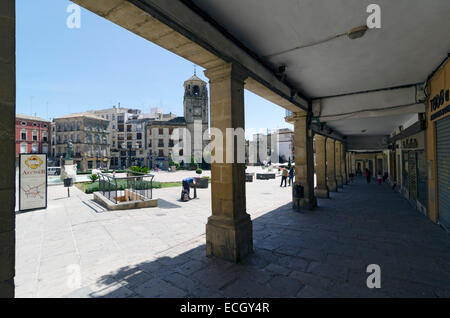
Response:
190,155,198,170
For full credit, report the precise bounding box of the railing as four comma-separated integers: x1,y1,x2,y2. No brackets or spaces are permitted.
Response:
98,171,155,204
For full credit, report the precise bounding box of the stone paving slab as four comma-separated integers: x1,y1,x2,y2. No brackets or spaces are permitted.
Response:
16,177,450,298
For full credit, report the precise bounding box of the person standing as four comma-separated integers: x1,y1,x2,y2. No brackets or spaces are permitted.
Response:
377,171,383,185
288,166,294,186
365,168,371,184
280,167,288,187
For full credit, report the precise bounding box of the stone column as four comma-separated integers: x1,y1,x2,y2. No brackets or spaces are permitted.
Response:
326,138,338,192
293,112,316,210
335,141,343,187
351,152,356,175
341,144,348,185
204,63,252,263
314,134,329,198
0,0,15,297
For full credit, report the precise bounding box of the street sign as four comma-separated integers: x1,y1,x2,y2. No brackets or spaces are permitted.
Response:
19,154,48,211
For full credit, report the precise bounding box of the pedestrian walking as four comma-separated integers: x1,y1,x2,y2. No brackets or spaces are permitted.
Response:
280,167,288,187
377,171,382,185
288,166,294,186
365,168,371,184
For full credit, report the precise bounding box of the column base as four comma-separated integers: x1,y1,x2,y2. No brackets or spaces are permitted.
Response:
314,187,329,199
327,180,338,192
293,196,317,211
0,278,14,298
206,214,253,263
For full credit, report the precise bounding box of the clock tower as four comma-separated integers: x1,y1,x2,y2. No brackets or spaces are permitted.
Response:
183,71,209,161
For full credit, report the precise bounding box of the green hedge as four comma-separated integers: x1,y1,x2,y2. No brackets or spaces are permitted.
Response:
84,179,160,194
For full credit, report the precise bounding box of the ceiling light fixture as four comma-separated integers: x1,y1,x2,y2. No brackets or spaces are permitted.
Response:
347,25,368,40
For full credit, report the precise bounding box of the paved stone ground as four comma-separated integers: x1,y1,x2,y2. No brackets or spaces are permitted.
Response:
14,175,292,298
16,177,450,298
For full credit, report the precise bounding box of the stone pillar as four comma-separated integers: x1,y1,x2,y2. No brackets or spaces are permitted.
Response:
351,152,356,175
0,0,15,298
314,134,329,198
335,141,343,188
293,112,317,210
326,138,338,192
204,63,252,263
341,145,348,185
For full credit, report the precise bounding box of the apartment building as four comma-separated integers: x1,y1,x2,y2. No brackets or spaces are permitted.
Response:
15,114,51,160
51,113,110,171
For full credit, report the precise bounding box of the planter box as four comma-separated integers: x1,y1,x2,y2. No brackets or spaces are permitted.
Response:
195,177,209,188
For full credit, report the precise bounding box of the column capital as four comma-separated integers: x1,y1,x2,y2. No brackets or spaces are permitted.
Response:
204,62,248,83
292,111,308,119
314,134,327,142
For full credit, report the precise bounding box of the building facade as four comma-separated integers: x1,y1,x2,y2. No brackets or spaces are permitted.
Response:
277,128,294,163
51,113,110,171
15,114,51,160
147,117,187,169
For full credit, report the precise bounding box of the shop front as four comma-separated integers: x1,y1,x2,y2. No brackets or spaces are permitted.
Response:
397,131,428,216
426,56,450,229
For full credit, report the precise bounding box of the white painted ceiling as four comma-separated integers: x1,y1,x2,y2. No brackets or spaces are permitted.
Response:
192,0,450,98
326,112,417,136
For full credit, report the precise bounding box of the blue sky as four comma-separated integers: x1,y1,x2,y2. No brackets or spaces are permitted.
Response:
16,0,292,135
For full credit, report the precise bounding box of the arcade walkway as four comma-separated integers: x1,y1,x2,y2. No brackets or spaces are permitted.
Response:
65,178,450,298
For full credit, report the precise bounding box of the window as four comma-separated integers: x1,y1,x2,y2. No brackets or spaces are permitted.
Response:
159,149,164,157
21,121,26,126
32,123,37,127
159,128,163,135
32,143,38,153
112,115,115,120
43,144,48,154
193,85,199,96
43,132,48,142
158,139,164,147
32,131,38,141
21,130,26,140
43,124,47,128
20,143,27,154
137,133,142,140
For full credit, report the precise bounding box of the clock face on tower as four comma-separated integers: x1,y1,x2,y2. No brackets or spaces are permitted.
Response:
193,106,202,117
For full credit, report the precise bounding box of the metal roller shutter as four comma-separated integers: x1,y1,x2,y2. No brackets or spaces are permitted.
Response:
436,116,450,230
